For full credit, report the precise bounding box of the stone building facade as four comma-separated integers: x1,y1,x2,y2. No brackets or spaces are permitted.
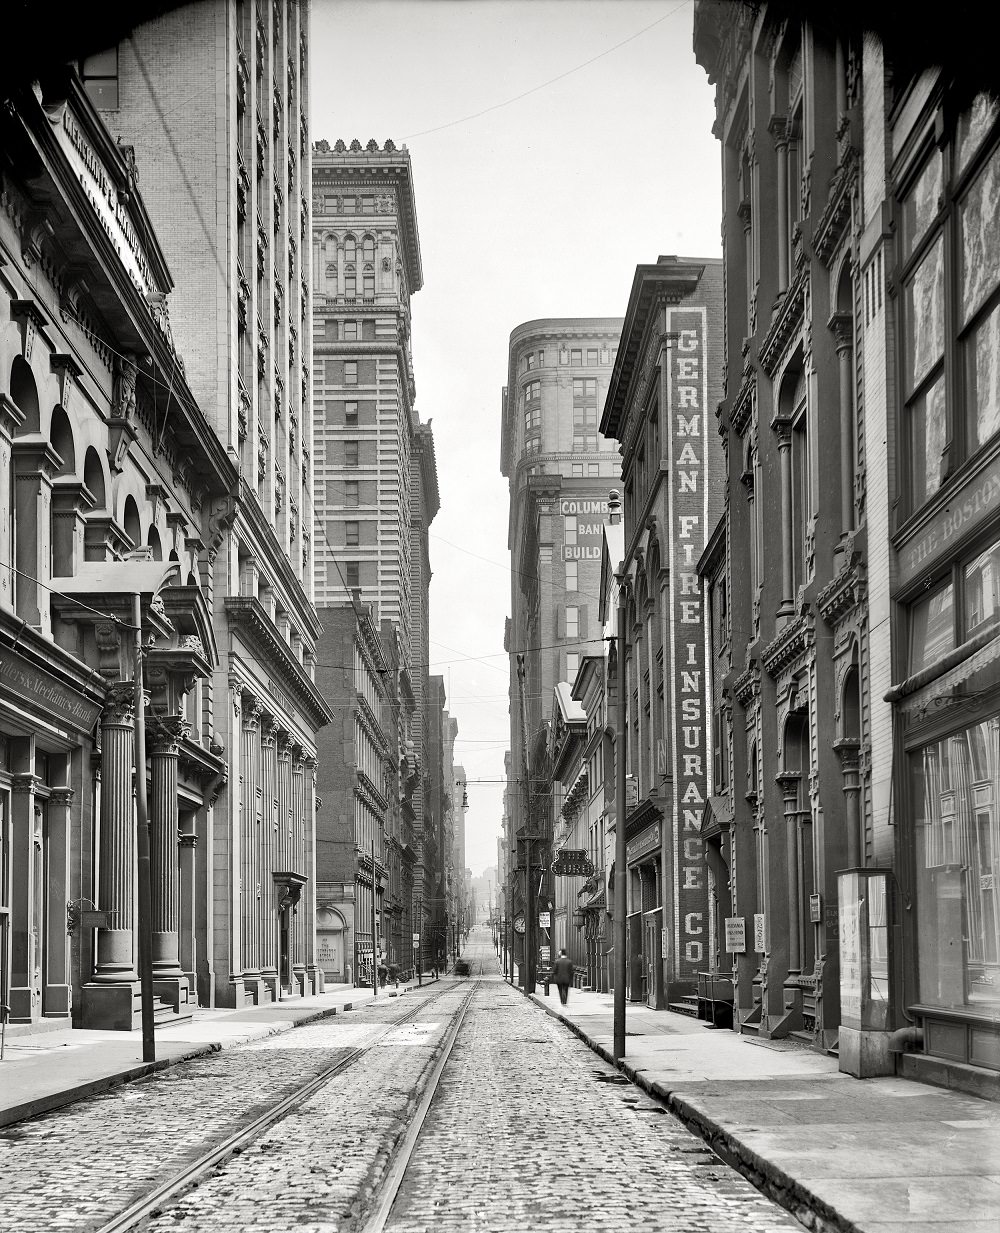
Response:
500,317,623,987
0,73,233,1030
601,256,725,1009
311,139,422,630
103,0,332,1008
694,1,1000,1091
314,600,395,986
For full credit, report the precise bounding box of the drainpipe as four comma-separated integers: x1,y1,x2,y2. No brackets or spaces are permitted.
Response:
887,1025,924,1053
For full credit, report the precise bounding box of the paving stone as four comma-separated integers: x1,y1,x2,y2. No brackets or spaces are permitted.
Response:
0,937,806,1232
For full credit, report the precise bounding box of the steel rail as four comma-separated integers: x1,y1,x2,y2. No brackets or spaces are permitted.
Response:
92,979,465,1233
360,975,481,1233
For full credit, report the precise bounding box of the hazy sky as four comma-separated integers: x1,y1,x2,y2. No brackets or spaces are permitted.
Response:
311,0,722,875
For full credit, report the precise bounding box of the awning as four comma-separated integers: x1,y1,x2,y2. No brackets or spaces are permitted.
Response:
894,633,1000,718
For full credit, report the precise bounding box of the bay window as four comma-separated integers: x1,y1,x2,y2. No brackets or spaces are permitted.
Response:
901,95,1000,515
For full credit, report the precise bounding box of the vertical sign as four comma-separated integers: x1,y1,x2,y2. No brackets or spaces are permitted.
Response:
724,917,746,954
668,307,709,982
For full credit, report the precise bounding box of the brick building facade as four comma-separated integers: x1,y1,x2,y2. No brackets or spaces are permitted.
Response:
601,257,725,1009
695,1,1000,1092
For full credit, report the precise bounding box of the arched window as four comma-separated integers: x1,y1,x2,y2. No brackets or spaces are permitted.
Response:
841,660,861,742
344,235,356,262
50,406,75,476
123,495,141,552
84,447,106,508
362,235,375,263
147,527,162,560
777,356,810,591
10,357,40,431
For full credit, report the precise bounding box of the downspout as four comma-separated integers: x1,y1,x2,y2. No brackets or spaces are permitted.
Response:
887,1024,924,1053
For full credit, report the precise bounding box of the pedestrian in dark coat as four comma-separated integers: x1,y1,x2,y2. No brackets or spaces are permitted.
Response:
552,949,574,1006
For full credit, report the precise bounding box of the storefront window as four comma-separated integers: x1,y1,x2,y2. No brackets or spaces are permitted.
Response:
912,716,1000,1009
965,536,1000,637
900,95,1000,514
909,581,954,673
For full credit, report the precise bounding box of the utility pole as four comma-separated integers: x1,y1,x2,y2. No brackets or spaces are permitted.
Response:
613,569,629,1062
371,832,378,998
132,592,156,1063
516,654,535,993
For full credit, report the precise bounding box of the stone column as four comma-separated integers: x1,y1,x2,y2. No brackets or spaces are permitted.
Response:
769,115,789,296
738,197,753,320
93,684,138,984
291,748,307,993
82,685,142,1029
775,421,794,621
240,696,263,991
148,715,190,1007
776,772,802,980
178,816,198,995
830,313,855,542
45,786,74,1017
277,731,293,875
259,717,278,992
834,737,862,869
302,754,322,992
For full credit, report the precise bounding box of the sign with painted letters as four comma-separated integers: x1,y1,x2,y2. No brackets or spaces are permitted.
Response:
724,917,746,954
753,913,767,953
668,307,710,981
561,498,608,562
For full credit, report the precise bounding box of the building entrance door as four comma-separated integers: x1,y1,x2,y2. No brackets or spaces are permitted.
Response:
278,906,292,996
32,801,45,1015
0,790,9,1035
644,907,663,1008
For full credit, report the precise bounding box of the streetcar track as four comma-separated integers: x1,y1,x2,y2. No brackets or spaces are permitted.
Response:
91,978,470,1233
359,951,490,1233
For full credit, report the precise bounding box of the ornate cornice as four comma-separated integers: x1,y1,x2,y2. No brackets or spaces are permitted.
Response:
762,612,810,678
730,371,756,436
758,268,808,378
812,147,859,267
733,658,761,707
224,597,334,731
817,555,867,627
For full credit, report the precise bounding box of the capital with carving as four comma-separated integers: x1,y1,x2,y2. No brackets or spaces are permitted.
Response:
103,682,136,725
828,311,854,355
767,113,789,149
770,417,792,448
774,770,801,805
242,695,264,732
259,714,278,747
148,714,191,757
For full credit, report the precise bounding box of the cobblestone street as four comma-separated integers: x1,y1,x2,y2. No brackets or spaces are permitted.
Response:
383,947,804,1232
0,937,810,1232
0,983,463,1233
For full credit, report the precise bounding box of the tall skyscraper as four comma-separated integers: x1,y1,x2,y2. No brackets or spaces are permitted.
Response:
106,0,331,1008
311,139,423,642
311,139,445,976
500,317,623,987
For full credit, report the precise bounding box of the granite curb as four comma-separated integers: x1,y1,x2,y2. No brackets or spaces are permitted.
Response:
527,991,861,1233
0,979,426,1129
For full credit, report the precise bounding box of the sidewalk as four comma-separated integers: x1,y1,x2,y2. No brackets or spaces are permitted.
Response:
0,977,423,1129
527,982,1000,1233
